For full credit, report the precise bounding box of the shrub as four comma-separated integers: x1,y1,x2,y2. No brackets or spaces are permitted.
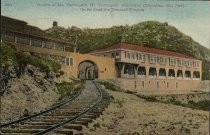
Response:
136,94,158,102
2,42,61,77
15,51,61,77
56,80,84,99
114,99,124,108
93,122,101,129
1,42,17,71
187,100,210,111
100,81,120,91
59,70,64,76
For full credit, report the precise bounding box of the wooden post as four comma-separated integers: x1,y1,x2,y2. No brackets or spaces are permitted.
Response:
121,63,125,78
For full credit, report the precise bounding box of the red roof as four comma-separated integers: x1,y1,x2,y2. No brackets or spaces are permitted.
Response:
89,43,197,60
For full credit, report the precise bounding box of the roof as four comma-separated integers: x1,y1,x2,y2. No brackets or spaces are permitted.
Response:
2,16,44,36
89,43,198,60
1,16,75,46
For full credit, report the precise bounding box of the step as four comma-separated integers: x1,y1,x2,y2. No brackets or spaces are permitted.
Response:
80,118,92,123
1,128,44,134
63,124,83,131
18,125,51,129
72,121,88,126
24,122,54,125
40,116,73,119
55,129,73,135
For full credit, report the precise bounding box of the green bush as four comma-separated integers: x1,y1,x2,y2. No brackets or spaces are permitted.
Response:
1,42,17,71
100,81,120,91
114,99,125,108
24,54,61,73
1,42,61,77
93,122,101,129
136,94,158,102
187,100,210,111
56,80,84,99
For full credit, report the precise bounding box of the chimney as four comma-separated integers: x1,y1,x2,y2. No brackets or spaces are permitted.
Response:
53,21,58,27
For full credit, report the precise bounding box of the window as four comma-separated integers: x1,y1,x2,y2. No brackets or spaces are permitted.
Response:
116,52,120,58
131,53,134,59
149,55,156,63
65,57,73,66
16,36,30,45
70,58,73,66
54,43,65,51
111,53,115,58
43,41,54,49
189,61,192,67
169,58,176,65
178,59,183,66
139,54,146,62
65,57,70,66
127,53,130,59
142,55,146,61
2,33,15,42
186,61,192,67
183,60,192,67
194,61,199,68
159,57,166,64
136,53,139,60
31,39,42,47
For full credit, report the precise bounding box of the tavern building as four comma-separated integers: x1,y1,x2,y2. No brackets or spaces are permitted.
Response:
89,43,202,91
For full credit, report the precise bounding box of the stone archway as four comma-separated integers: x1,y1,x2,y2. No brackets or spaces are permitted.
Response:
78,60,98,80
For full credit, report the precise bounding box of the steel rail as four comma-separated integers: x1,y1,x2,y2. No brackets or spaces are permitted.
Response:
35,80,103,135
0,89,82,128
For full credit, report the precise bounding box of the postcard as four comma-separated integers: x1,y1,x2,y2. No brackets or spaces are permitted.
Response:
1,0,210,135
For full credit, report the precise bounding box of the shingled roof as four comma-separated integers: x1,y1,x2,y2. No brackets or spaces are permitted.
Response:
89,43,197,60
1,16,74,46
1,16,45,36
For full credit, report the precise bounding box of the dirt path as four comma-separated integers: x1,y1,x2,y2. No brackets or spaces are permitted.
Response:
83,90,209,135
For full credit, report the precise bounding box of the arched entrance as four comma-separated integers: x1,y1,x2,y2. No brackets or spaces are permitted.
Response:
78,60,98,80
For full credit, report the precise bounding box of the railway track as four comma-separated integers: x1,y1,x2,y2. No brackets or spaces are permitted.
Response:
0,80,112,135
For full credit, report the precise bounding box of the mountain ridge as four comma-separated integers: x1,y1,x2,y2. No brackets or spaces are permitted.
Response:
45,21,210,60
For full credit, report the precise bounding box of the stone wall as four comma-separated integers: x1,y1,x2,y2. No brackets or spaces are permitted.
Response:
116,78,201,92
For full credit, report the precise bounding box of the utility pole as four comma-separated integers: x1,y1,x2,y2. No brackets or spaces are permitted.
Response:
73,35,77,53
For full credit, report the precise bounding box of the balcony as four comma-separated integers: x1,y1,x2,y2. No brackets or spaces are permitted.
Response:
115,57,145,65
184,77,191,80
159,76,166,79
137,75,146,78
149,75,157,79
177,77,183,80
169,76,175,79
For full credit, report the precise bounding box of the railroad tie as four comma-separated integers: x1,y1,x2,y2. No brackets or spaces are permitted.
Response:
55,129,74,135
63,124,83,131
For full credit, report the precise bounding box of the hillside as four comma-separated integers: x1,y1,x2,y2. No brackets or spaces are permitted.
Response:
45,21,210,59
0,42,83,123
45,21,210,80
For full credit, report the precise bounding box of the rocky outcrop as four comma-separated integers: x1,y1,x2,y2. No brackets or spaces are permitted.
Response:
1,65,60,123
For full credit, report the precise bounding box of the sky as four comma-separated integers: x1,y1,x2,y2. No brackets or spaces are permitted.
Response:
1,0,210,49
